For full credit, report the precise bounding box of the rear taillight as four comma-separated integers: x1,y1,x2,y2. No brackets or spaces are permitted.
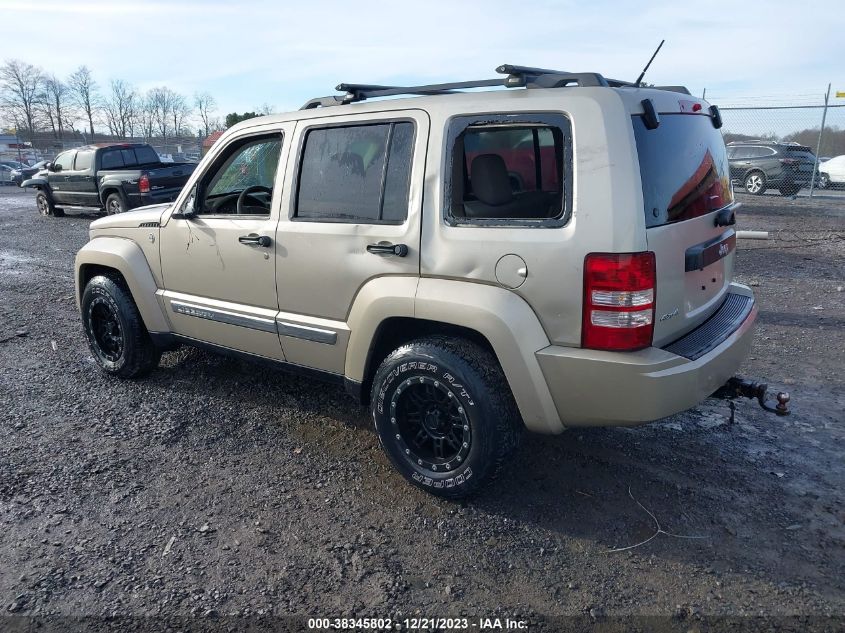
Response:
138,174,150,193
779,158,799,166
582,252,656,351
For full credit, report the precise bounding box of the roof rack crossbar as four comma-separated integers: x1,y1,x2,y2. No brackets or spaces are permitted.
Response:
299,64,689,109
495,64,609,88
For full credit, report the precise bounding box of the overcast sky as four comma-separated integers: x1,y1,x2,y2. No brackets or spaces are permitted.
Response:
2,0,844,120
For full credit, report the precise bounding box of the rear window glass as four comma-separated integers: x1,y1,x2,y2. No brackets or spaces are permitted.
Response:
101,150,124,169
633,114,733,228
134,146,160,165
121,149,138,166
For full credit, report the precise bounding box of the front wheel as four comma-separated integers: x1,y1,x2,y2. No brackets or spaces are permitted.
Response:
818,173,830,189
370,337,523,499
744,171,767,195
81,275,160,378
35,191,63,217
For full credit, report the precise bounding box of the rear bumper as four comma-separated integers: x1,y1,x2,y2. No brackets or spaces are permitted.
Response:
535,283,756,427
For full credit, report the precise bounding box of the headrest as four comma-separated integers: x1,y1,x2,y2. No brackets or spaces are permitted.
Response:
470,154,512,206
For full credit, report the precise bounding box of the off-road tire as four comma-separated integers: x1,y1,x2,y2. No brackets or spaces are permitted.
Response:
35,191,63,217
744,171,767,195
105,193,126,215
370,336,523,499
81,275,160,378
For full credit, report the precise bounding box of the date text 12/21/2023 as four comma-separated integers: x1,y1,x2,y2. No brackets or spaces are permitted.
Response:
307,617,529,630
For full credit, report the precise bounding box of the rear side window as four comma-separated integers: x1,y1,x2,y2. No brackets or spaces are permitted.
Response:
295,121,415,223
134,146,160,165
784,146,816,161
74,150,93,171
101,150,124,169
634,114,734,228
444,113,571,227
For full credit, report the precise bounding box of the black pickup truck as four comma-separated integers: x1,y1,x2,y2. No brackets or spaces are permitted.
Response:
22,143,196,217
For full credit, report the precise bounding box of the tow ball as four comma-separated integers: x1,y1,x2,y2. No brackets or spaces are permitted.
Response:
712,377,791,423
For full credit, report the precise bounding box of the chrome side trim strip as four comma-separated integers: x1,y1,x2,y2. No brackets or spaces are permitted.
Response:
170,300,278,334
276,320,338,345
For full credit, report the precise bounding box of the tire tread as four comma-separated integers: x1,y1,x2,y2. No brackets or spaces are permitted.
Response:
371,335,523,499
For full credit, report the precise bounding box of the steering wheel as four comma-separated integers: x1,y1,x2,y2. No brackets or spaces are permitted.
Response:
236,185,272,215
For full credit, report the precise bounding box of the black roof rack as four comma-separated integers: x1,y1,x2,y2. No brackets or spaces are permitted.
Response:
300,64,689,109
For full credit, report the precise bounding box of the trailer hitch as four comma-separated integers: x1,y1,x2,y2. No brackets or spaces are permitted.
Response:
712,377,790,423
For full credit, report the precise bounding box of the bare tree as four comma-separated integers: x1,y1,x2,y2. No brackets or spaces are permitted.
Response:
68,65,100,141
103,79,137,139
136,91,157,141
38,75,70,140
257,102,274,116
0,59,44,141
194,91,216,137
170,92,192,136
147,87,174,144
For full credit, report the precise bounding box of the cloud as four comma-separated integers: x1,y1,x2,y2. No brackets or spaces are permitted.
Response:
2,0,843,116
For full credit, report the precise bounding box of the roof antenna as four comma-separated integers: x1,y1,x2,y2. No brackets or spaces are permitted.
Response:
634,39,665,87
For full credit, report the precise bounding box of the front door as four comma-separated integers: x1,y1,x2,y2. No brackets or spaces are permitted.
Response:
159,125,294,360
274,110,428,374
48,150,76,205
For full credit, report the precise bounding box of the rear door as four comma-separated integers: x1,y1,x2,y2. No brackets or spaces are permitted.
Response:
274,110,427,374
65,148,97,206
632,105,737,345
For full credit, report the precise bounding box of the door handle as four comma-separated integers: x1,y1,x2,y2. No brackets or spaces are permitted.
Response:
367,242,408,257
238,234,272,247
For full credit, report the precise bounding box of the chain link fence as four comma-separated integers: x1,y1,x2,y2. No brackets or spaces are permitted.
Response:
708,88,845,199
0,135,202,165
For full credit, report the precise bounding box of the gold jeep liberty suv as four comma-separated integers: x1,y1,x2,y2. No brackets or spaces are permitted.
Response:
75,65,754,498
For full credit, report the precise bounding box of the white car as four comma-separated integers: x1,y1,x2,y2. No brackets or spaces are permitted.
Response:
818,155,845,189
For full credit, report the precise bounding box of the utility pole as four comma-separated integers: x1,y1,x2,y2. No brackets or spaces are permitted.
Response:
14,128,23,164
808,83,831,199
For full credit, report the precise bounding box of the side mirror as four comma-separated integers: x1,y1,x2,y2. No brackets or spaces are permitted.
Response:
51,163,62,173
171,187,197,220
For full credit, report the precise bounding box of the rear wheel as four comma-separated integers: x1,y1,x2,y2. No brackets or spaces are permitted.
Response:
105,193,126,215
370,337,523,499
744,171,766,195
81,275,160,378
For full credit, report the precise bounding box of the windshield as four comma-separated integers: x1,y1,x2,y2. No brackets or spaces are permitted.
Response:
633,114,733,228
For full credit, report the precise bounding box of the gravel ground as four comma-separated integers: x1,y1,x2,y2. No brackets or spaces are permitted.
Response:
1,187,843,631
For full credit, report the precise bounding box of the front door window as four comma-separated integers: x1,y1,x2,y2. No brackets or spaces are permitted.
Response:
197,136,282,216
